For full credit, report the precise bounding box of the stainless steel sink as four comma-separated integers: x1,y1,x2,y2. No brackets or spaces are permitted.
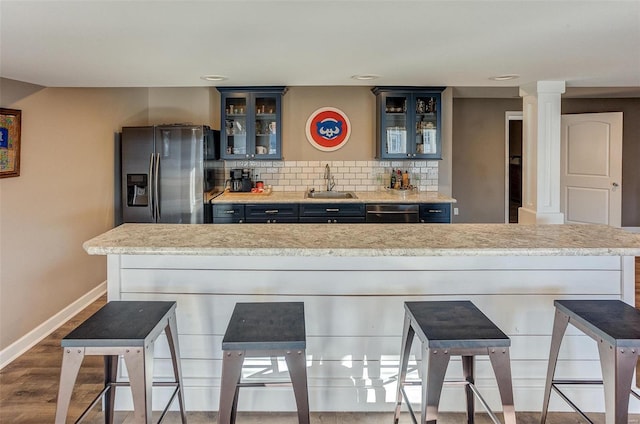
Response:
305,190,358,199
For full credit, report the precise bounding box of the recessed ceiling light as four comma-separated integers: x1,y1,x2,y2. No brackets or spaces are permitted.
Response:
201,75,228,81
351,74,380,81
489,74,520,81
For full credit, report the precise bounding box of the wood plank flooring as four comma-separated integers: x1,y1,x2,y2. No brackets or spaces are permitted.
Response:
1,259,639,423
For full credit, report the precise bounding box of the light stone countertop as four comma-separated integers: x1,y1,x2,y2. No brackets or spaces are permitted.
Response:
84,223,640,257
210,190,456,204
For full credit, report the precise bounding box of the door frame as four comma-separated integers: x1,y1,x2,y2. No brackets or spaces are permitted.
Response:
504,111,523,223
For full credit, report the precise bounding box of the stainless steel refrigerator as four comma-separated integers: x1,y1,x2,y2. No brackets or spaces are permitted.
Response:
121,125,219,224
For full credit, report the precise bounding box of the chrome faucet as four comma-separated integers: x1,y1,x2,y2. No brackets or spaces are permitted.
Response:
324,164,335,191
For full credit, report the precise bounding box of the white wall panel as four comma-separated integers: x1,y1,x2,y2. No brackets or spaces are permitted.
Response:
109,253,634,413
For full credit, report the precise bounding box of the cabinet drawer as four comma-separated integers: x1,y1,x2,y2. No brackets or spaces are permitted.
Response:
419,203,451,223
245,204,299,223
299,217,366,224
299,203,365,217
212,204,245,223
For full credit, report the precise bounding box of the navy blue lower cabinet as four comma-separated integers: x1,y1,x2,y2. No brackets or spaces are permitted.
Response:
419,203,451,223
245,203,299,223
212,204,245,223
299,203,365,224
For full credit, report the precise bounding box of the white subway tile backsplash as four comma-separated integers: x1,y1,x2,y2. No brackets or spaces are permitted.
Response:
222,158,439,192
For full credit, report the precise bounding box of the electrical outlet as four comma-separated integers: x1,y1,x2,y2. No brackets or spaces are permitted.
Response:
454,207,459,216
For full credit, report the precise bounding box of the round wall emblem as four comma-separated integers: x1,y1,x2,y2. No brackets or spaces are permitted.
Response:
305,107,351,151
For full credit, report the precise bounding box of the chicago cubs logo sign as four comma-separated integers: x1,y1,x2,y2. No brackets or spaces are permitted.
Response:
305,107,351,151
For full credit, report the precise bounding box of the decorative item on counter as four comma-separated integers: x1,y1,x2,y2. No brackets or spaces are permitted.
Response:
390,168,396,189
402,170,409,189
394,169,401,189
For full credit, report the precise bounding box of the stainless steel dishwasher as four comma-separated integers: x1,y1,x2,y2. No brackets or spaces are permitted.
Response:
365,204,419,223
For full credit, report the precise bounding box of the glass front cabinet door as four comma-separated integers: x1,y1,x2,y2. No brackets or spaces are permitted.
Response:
218,87,286,160
372,87,444,160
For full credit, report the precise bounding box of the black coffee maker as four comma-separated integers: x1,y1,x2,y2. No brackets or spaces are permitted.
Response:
229,168,252,192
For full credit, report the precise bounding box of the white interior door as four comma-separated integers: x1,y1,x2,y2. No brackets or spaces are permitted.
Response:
560,112,622,227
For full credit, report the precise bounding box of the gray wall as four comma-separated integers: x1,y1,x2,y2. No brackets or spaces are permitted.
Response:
562,98,640,227
452,97,640,227
452,98,522,223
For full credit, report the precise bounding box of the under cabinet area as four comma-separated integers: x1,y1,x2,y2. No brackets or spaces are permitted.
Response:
211,201,450,224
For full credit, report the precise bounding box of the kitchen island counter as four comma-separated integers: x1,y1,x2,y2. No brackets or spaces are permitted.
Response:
84,223,640,257
84,223,640,414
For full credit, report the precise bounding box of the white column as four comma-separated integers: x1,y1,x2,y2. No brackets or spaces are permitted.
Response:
518,81,566,224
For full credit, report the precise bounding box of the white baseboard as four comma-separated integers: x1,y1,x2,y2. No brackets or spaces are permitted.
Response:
0,281,107,369
623,226,640,233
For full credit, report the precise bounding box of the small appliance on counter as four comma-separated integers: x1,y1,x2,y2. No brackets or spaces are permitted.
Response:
227,168,253,192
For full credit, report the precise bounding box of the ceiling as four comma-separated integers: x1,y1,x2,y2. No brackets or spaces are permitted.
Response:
1,1,639,92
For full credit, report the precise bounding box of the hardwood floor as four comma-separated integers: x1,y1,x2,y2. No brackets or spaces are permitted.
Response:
1,259,639,423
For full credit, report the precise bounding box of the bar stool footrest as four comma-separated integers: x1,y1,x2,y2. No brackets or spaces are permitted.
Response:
550,379,640,424
400,379,504,424
74,381,181,424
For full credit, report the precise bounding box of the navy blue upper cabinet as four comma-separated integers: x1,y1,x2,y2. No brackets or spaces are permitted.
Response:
372,87,444,160
218,87,286,160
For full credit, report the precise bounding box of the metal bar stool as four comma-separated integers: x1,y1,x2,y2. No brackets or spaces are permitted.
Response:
540,300,640,424
393,300,516,424
218,302,309,424
55,301,186,424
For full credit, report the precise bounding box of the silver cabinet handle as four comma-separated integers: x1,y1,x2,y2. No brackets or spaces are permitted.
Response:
224,210,236,214
326,208,340,212
265,210,279,214
428,209,443,213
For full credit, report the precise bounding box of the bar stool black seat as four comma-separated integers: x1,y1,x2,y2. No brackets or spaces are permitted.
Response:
541,300,640,424
393,300,516,424
54,301,186,424
218,302,309,424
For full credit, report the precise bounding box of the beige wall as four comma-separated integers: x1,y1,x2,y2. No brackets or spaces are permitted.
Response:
0,82,150,350
148,87,219,128
282,86,376,160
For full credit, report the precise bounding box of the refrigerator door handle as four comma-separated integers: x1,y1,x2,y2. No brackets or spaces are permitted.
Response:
154,153,161,221
148,153,155,220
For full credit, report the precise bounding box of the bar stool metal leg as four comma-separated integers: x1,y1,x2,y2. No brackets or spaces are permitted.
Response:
462,355,475,424
488,348,516,424
165,314,187,424
423,347,450,424
394,313,415,424
285,350,310,424
218,351,245,424
597,340,639,424
123,344,154,424
540,309,570,424
55,348,86,424
104,355,118,424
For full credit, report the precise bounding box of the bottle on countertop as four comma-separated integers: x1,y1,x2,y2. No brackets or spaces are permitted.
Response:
402,170,409,189
390,168,396,189
394,169,401,189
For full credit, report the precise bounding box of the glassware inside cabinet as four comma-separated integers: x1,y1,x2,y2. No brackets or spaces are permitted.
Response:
224,97,248,156
255,96,277,155
415,95,438,155
384,96,408,155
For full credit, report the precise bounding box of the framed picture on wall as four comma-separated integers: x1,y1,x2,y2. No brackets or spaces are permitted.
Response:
0,108,22,178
